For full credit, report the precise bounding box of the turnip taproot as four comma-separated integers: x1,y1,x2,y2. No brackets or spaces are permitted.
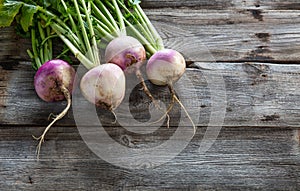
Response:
121,2,195,131
0,0,127,159
0,1,81,159
112,1,196,132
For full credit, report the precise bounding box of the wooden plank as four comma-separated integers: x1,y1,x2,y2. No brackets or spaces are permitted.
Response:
148,9,300,63
140,0,300,10
0,126,299,190
0,27,22,61
1,61,300,128
1,8,300,63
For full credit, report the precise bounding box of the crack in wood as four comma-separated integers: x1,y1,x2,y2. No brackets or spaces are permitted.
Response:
255,33,271,42
248,9,263,21
261,113,280,122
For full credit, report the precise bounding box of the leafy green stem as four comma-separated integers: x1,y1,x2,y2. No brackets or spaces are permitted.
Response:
60,0,85,53
91,1,115,33
38,12,82,52
73,0,94,63
112,0,125,35
51,23,95,69
124,19,157,55
94,0,119,32
134,4,164,50
80,0,100,66
31,28,42,68
46,26,52,61
117,0,156,47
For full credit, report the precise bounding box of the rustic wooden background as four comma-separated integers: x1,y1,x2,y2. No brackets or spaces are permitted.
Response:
0,0,300,190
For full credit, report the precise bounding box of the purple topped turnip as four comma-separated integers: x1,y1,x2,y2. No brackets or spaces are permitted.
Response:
80,63,126,111
105,36,146,71
34,59,75,102
146,49,186,86
146,49,195,133
33,59,76,158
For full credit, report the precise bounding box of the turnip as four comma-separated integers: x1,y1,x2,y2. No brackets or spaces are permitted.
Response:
146,49,186,86
146,49,196,133
80,63,126,111
34,59,75,102
33,59,76,158
102,0,147,70
0,1,79,157
105,36,146,71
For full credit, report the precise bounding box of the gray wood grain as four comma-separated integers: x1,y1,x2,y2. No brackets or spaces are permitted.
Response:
148,8,300,63
0,126,299,190
140,0,300,9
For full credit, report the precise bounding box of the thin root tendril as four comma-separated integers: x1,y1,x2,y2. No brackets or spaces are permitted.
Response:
173,94,196,135
111,110,117,124
169,84,196,134
149,96,175,127
33,86,71,160
47,113,57,121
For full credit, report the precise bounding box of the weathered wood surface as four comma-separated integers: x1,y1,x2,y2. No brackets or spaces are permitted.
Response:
0,126,299,190
1,2,300,63
1,0,300,190
140,0,300,9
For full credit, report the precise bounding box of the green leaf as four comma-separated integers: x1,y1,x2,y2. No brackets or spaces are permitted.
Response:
0,0,40,31
20,4,39,31
0,0,23,27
